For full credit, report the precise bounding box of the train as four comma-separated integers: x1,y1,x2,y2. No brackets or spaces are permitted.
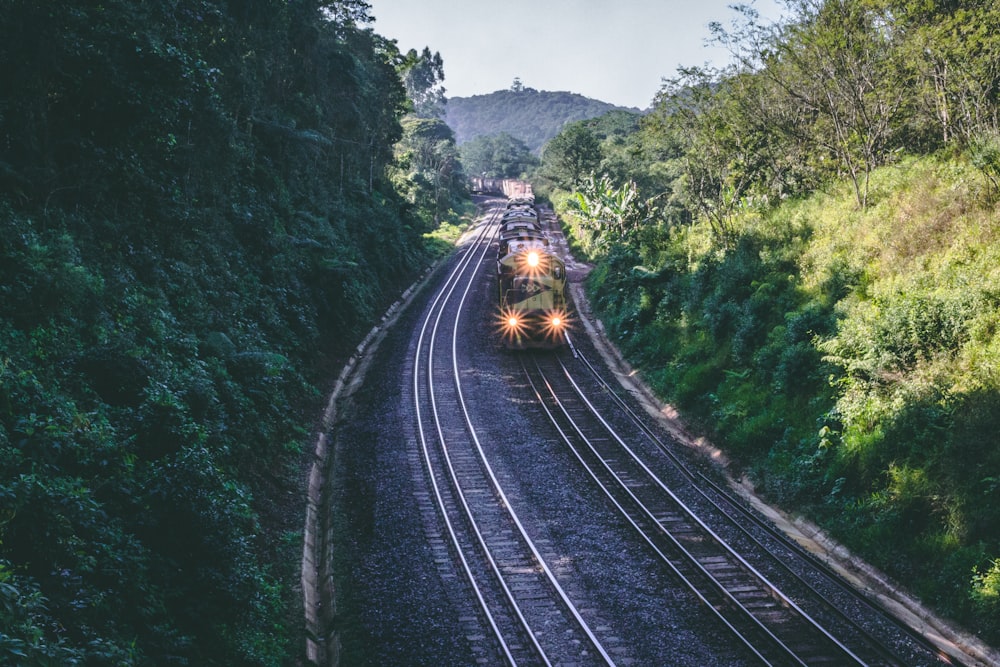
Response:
471,177,534,199
494,196,568,348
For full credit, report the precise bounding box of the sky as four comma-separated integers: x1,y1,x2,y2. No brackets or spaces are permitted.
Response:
366,0,786,110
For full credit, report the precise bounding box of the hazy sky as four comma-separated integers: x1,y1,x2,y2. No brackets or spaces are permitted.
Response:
367,0,785,110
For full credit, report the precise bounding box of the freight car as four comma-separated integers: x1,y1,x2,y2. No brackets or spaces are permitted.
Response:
470,177,535,199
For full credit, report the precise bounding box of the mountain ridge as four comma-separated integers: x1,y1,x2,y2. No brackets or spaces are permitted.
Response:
445,87,642,153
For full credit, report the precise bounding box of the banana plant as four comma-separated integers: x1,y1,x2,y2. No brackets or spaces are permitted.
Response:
568,174,656,249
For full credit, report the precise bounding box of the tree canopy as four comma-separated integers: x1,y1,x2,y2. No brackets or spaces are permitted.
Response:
401,46,447,118
0,1,463,663
458,132,538,178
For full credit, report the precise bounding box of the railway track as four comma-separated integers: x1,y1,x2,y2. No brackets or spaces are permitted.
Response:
315,191,996,664
411,202,618,666
520,347,964,666
323,197,985,664
571,347,968,665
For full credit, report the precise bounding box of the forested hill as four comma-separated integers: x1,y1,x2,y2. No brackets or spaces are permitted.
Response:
0,1,467,664
446,86,639,152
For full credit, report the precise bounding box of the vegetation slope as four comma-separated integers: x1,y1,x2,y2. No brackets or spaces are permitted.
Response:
530,0,1000,647
0,1,467,664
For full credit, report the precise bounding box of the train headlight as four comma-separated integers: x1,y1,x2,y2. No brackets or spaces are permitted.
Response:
526,251,540,268
540,310,570,341
497,307,527,344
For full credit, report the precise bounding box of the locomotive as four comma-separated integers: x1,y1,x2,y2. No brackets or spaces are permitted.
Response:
495,196,568,348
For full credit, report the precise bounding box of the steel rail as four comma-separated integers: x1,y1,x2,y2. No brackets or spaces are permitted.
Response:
448,245,617,667
520,354,774,664
570,348,962,666
424,205,555,667
527,354,871,665
415,200,616,666
413,203,525,666
547,355,869,664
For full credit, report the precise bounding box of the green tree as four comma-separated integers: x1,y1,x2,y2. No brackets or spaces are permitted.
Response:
396,116,465,225
400,46,446,118
654,66,768,243
541,122,602,188
459,132,538,178
755,0,911,207
884,0,1000,145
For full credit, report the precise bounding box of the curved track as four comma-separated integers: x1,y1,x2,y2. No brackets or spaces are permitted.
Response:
411,203,617,666
570,346,966,665
520,345,963,666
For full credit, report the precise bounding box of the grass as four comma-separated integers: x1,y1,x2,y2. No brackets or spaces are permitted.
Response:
566,152,1000,643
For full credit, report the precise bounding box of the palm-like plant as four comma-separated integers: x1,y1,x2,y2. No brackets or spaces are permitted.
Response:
568,174,654,249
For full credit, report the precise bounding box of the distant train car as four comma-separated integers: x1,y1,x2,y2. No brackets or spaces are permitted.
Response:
471,177,506,195
504,180,534,199
495,198,568,348
470,178,535,199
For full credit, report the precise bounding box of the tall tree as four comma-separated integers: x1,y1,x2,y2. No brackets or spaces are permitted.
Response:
400,46,446,118
884,0,1000,145
395,116,465,225
541,122,602,188
654,65,770,243
761,0,911,207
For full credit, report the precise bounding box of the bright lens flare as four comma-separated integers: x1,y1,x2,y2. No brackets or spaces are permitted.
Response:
540,309,571,342
526,251,540,267
496,308,571,346
496,307,527,344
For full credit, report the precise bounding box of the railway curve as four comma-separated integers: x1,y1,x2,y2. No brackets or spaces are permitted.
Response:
308,196,994,666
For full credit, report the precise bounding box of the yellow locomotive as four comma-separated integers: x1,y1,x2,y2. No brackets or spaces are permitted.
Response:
496,199,568,348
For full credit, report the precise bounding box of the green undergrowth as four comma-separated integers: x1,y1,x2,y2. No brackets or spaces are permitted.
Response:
422,202,480,255
572,154,1000,642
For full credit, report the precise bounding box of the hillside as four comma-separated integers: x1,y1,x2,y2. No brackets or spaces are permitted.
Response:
0,2,469,663
565,154,1000,649
538,1,1000,652
445,87,639,153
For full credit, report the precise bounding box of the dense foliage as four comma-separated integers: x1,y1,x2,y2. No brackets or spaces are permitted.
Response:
0,1,466,664
458,133,538,179
549,0,1000,644
445,84,635,152
394,116,467,227
533,110,662,201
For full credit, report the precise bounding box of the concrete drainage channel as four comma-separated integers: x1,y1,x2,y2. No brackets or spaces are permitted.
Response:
301,264,437,666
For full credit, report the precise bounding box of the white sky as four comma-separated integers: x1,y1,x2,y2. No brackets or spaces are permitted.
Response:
366,0,786,110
